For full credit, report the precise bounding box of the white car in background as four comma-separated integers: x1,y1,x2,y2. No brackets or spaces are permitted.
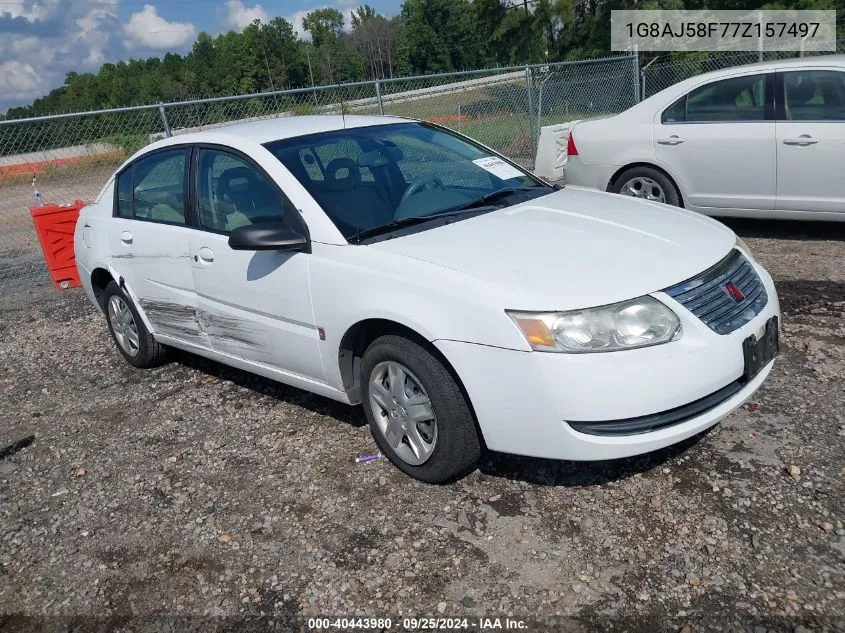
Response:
564,55,845,221
75,115,780,483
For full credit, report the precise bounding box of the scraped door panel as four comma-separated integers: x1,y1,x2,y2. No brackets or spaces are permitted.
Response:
108,147,208,348
189,233,324,381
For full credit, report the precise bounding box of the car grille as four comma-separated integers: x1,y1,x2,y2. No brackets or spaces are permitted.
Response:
664,249,767,335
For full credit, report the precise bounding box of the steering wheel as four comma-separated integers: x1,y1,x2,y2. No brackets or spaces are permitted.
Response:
399,176,444,207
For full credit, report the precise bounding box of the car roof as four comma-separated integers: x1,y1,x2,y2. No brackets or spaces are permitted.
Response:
687,53,845,81
631,54,845,112
151,114,411,149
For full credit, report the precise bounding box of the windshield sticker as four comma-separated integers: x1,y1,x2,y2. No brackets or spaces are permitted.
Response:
473,157,524,181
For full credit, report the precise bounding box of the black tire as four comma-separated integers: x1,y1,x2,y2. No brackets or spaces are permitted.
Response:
613,166,681,207
102,281,169,369
360,335,481,483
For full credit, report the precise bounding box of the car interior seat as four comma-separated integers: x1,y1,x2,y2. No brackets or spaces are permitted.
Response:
312,158,394,231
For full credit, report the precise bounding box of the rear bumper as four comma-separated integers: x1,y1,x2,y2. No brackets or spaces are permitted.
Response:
563,157,620,192
435,261,780,461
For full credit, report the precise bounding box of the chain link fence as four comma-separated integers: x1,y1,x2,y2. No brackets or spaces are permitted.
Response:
641,37,845,98
0,46,837,300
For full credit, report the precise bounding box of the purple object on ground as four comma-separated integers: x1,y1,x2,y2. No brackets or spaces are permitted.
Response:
355,453,381,464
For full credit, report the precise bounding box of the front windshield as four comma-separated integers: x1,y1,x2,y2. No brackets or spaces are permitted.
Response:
264,122,549,240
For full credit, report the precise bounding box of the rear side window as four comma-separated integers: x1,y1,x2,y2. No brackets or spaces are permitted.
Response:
784,70,845,121
115,169,133,218
662,74,767,123
132,149,187,225
661,96,686,124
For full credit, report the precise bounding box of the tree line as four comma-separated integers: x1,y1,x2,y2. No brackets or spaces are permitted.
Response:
5,0,842,119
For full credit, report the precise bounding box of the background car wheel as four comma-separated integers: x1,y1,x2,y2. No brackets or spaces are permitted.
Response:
102,281,169,369
361,335,481,483
613,166,680,207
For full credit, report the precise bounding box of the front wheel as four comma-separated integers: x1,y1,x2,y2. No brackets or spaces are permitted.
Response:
361,335,481,483
613,166,680,207
102,281,169,369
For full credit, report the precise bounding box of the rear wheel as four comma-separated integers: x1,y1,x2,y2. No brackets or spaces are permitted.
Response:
102,281,169,369
361,335,480,483
614,166,680,207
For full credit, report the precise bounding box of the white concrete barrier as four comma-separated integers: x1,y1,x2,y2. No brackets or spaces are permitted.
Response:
534,122,580,182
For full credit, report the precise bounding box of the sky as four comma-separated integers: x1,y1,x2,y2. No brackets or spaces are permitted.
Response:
0,0,402,112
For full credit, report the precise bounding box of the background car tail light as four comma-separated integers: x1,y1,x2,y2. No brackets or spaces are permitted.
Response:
567,132,578,157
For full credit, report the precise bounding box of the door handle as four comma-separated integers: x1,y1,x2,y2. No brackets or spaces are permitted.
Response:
198,246,214,263
657,135,685,145
783,135,819,146
120,231,133,245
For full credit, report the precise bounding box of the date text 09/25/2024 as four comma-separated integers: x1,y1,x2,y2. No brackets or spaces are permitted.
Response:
308,617,529,630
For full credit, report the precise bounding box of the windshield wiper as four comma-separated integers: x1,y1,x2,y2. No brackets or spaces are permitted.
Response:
349,187,551,243
451,186,546,213
350,208,486,243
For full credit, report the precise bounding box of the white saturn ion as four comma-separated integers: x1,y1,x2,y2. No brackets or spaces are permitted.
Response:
564,56,845,221
75,116,780,482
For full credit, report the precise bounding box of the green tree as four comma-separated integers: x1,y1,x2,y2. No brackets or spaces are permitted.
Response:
303,7,345,48
398,0,484,74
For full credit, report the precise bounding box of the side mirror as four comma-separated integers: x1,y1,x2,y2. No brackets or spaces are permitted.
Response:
228,222,308,252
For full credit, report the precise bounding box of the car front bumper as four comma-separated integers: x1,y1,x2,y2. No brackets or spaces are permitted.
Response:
435,260,780,461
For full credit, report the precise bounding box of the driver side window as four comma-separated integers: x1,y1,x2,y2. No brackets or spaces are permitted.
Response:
197,149,291,233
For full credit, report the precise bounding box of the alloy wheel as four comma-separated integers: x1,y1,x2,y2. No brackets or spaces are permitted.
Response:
619,176,666,203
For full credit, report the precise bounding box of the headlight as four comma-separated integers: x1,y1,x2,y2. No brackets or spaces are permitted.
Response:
508,297,681,353
735,237,754,260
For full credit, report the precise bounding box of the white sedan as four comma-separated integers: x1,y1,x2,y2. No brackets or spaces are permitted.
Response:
564,55,845,221
75,115,780,482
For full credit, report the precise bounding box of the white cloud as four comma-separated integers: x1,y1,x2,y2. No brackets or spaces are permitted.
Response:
341,8,354,31
0,0,119,110
224,0,270,31
123,5,197,51
2,0,60,22
285,10,310,38
76,4,117,68
0,60,43,99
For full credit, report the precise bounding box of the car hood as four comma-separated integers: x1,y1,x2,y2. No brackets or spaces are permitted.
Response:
371,188,736,311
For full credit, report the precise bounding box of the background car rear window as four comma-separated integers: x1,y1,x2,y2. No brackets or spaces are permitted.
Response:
131,149,187,225
685,74,766,122
664,74,767,123
197,149,290,233
784,70,845,121
661,96,686,124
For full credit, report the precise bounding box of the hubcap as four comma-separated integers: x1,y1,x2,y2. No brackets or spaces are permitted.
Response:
107,295,140,357
368,361,437,466
620,176,666,204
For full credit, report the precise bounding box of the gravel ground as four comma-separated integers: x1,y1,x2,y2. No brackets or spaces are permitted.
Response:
0,219,843,633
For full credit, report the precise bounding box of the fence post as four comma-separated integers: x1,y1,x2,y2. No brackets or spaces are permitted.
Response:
632,46,641,104
375,80,385,115
524,67,536,154
640,71,646,101
158,104,172,138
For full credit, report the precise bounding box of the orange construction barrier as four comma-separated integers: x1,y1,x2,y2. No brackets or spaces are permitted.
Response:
30,200,85,290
